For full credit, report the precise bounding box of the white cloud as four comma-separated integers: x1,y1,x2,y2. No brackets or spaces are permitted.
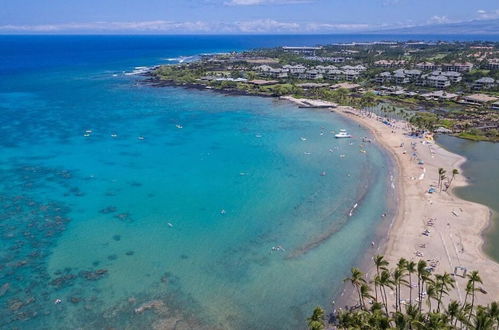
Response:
427,15,451,24
476,9,499,20
234,19,300,32
0,19,376,34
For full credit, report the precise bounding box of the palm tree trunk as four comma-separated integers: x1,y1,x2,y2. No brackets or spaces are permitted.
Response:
468,285,476,323
409,274,413,305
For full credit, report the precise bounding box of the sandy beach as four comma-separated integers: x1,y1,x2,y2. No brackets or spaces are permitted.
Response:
331,104,499,306
281,96,499,306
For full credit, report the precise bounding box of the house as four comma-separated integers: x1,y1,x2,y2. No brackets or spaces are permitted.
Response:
441,62,473,72
415,62,440,71
461,94,498,105
473,77,495,90
282,46,322,56
492,102,499,110
427,75,450,89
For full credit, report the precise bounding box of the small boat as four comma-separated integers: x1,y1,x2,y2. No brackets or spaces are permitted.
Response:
335,129,352,138
167,223,173,228
138,136,145,140
176,124,183,129
111,134,118,138
220,209,226,215
300,137,307,141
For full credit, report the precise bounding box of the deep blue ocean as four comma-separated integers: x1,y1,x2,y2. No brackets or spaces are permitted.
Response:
0,34,492,329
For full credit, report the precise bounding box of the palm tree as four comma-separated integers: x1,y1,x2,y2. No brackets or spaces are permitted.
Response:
446,168,459,191
435,272,455,312
360,283,373,309
426,283,438,312
437,168,446,190
307,306,325,330
447,300,460,327
416,260,429,311
406,261,417,305
393,267,408,313
473,306,494,330
345,267,367,310
378,269,394,316
373,255,389,303
466,270,483,323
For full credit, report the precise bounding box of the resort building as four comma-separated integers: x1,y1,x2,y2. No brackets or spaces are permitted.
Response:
485,59,499,70
426,75,451,89
325,69,344,80
473,77,496,90
375,72,392,84
420,90,459,101
343,70,360,81
492,101,499,110
441,62,473,72
415,62,440,71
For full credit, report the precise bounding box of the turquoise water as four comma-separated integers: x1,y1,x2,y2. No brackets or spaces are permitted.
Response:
437,135,499,262
0,36,393,329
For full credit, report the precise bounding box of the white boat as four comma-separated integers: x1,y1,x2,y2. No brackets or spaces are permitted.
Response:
335,129,352,138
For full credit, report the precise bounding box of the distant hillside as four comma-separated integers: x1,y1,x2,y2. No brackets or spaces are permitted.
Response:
370,18,499,35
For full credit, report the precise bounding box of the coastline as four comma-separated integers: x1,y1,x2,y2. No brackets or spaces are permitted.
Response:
144,78,499,307
328,104,499,307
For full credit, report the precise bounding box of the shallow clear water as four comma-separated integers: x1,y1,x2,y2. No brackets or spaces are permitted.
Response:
436,135,499,262
0,35,397,329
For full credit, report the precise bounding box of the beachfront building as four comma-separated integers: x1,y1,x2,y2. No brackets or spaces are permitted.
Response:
492,101,499,110
461,93,498,106
415,61,440,71
282,46,323,56
299,69,323,80
426,75,451,89
473,77,496,90
324,69,344,80
375,71,392,84
420,90,459,101
343,70,360,81
283,64,307,77
266,68,288,79
441,62,473,72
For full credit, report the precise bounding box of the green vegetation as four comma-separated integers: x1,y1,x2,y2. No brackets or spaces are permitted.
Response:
308,256,498,329
150,41,499,142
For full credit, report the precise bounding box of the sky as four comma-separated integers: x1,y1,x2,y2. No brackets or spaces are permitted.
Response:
0,0,498,34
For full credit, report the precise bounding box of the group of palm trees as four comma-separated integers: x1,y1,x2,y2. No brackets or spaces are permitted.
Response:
307,255,498,329
438,168,459,192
